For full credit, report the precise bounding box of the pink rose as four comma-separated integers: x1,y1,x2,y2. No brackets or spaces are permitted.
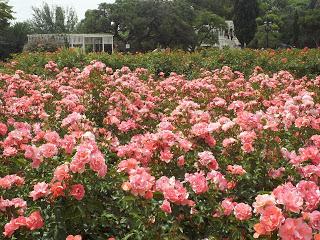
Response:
234,203,252,221
279,218,312,240
39,143,58,158
66,235,82,240
160,199,172,214
0,123,8,136
25,211,44,230
70,184,85,201
30,182,50,201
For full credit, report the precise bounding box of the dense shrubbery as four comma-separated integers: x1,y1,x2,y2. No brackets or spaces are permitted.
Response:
23,38,64,53
1,54,320,239
1,48,320,79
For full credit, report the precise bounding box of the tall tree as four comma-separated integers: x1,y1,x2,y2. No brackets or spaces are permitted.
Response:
299,8,320,47
233,0,259,47
0,21,31,59
31,3,78,33
308,0,320,8
188,0,234,19
81,0,197,51
292,10,300,46
0,0,13,30
77,3,113,33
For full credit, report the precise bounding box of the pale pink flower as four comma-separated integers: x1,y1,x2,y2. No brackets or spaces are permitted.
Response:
297,180,320,211
160,199,172,213
234,203,252,221
198,151,219,170
222,138,237,148
61,112,82,127
60,135,76,155
118,119,137,132
279,218,312,240
39,143,58,158
29,182,50,201
221,198,237,216
89,152,107,177
3,216,27,237
160,148,173,163
273,182,303,213
177,155,185,167
303,211,320,230
44,131,60,145
0,175,24,189
66,235,82,240
227,165,246,175
25,211,44,230
253,205,284,238
0,123,8,136
253,194,276,214
156,176,190,206
53,164,70,182
268,167,285,179
118,158,139,173
3,146,18,157
185,172,208,194
127,167,155,198
24,145,42,168
0,197,27,214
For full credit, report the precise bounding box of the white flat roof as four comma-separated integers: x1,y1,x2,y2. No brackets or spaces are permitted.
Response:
27,33,113,37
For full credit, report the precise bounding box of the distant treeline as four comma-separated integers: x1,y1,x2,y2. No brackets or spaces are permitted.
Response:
0,0,320,59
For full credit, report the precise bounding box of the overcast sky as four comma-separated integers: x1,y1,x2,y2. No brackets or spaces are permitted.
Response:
8,0,115,22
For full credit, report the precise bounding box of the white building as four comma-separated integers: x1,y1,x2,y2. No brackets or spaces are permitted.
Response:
27,34,114,53
201,20,241,49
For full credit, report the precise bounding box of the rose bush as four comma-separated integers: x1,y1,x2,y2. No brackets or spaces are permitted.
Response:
2,48,320,79
0,57,320,239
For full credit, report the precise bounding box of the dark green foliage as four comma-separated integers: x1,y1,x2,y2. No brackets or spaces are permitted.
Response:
299,8,320,47
0,0,13,30
233,0,259,47
0,22,31,59
30,3,78,34
194,11,227,46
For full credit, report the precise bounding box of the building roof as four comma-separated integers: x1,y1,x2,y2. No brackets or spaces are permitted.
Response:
27,33,114,37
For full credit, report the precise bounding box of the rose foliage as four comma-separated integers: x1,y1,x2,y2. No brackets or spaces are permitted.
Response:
1,59,320,239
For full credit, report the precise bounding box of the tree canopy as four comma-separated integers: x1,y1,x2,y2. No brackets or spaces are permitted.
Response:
1,0,320,59
79,0,230,51
30,3,78,33
0,0,13,30
234,0,259,47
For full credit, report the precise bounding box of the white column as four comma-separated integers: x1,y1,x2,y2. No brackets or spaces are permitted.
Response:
71,37,74,48
111,36,114,54
102,37,105,52
82,35,85,52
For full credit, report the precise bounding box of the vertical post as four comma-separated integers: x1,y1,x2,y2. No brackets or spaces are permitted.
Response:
111,35,114,54
71,36,74,48
264,20,272,49
102,37,105,52
82,35,85,53
93,38,95,52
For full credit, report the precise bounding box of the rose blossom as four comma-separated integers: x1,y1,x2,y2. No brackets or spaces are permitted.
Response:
279,218,312,240
233,203,252,221
70,184,85,201
66,235,82,240
30,182,50,201
160,199,172,213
